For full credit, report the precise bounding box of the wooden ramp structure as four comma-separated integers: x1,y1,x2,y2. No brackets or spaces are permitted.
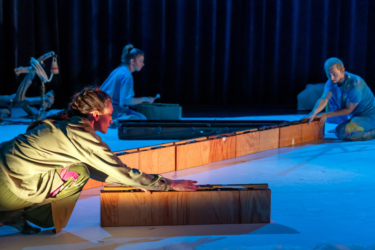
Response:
100,184,271,227
83,119,323,190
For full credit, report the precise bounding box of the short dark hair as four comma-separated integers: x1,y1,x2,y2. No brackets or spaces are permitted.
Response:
324,57,345,73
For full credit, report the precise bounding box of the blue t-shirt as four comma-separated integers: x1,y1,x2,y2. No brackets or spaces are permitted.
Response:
324,72,375,116
100,65,135,107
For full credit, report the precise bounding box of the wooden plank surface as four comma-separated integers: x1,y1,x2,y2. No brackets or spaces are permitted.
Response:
301,122,315,142
259,128,280,151
316,121,325,139
279,124,302,147
209,136,237,162
239,188,271,223
100,188,271,227
117,152,139,169
176,141,210,170
301,121,324,142
236,132,260,157
174,137,207,145
100,192,120,227
158,146,175,173
139,146,175,174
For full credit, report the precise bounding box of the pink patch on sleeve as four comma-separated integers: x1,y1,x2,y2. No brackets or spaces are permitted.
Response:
46,167,79,198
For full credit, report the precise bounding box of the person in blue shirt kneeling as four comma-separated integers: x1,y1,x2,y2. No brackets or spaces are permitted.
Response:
306,57,375,141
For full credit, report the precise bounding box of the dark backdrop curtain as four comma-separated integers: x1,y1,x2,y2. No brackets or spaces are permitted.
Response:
1,0,375,108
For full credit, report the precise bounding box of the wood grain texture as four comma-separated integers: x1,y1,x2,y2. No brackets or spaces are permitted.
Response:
176,141,210,170
301,122,315,142
174,137,207,145
301,121,324,142
117,152,140,169
100,192,119,227
100,188,271,226
236,132,260,157
239,188,271,223
317,121,325,139
158,146,175,173
259,128,280,151
279,124,302,147
139,146,175,174
209,136,237,162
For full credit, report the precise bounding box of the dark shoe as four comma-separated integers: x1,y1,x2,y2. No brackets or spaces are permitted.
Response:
3,216,41,235
21,224,41,235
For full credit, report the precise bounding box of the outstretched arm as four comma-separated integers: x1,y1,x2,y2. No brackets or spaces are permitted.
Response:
304,91,332,124
317,102,358,126
140,179,200,194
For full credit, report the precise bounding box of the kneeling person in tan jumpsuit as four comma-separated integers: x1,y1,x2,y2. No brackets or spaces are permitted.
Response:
0,87,199,234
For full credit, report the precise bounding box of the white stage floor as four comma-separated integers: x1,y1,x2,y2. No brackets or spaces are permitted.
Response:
1,115,374,250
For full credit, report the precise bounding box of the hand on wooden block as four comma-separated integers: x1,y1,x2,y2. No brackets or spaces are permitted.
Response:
315,113,327,127
170,179,200,192
301,115,321,125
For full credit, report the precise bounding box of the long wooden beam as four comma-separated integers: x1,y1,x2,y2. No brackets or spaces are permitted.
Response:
83,119,323,190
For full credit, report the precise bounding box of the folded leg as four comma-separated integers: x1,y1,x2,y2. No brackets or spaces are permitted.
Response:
334,114,375,141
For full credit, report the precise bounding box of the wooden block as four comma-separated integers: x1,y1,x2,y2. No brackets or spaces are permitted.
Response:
301,122,315,142
174,137,207,145
209,136,237,162
176,140,211,170
158,147,175,173
117,152,139,169
114,148,138,154
301,121,324,142
100,188,271,227
104,183,269,191
158,142,175,147
139,146,175,174
239,188,271,223
139,142,176,151
279,124,302,147
259,128,280,151
236,128,258,135
83,178,104,190
317,121,325,139
236,132,260,157
138,146,153,151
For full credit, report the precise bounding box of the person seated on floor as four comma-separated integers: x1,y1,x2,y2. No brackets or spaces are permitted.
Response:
305,57,375,141
0,87,199,235
100,44,156,127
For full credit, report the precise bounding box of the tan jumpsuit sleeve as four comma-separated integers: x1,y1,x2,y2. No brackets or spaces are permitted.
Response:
67,121,171,191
